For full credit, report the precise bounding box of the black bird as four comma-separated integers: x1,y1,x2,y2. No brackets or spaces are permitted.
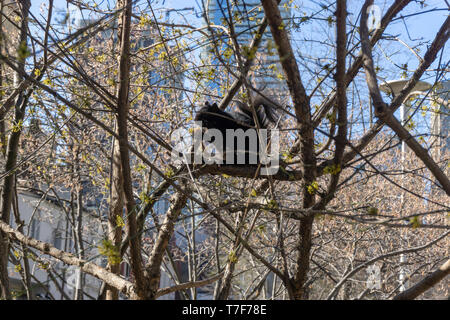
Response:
194,96,279,165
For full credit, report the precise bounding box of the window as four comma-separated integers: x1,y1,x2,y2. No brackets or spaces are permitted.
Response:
53,230,63,250
30,217,40,240
120,261,130,279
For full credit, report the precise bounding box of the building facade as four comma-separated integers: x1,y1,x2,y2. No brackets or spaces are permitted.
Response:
205,0,291,99
431,80,450,162
7,186,103,299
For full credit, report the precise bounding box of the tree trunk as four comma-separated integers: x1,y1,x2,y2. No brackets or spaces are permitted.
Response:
105,122,124,300
114,0,148,299
0,0,31,300
146,190,188,299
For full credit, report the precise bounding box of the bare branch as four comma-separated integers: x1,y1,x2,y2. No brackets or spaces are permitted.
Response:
0,220,137,298
393,259,450,300
327,231,450,299
360,0,450,195
155,272,224,299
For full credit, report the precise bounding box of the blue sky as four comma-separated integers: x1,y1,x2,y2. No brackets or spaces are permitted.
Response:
26,0,448,141
29,0,448,88
30,0,448,66
30,0,447,33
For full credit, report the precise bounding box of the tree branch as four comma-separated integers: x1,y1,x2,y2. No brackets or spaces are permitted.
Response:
260,0,309,123
145,190,188,298
155,272,224,299
393,259,450,300
327,231,449,299
360,0,450,195
0,220,137,298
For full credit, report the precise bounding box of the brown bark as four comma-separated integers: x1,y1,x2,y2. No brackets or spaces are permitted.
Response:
393,259,450,300
155,272,223,299
215,213,245,299
105,129,124,300
0,0,5,156
102,0,128,301
260,0,309,121
321,0,348,206
218,17,269,110
146,190,188,299
335,0,446,166
312,0,412,126
360,0,450,195
0,206,226,301
0,0,30,300
0,219,138,298
260,0,316,300
327,231,449,299
114,0,148,298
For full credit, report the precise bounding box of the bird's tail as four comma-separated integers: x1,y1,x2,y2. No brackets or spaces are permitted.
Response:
236,95,279,128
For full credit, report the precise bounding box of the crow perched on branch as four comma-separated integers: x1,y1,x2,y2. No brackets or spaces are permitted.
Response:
194,96,278,131
194,96,279,165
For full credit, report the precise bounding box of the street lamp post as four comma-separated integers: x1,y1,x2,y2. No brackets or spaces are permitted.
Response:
379,79,432,293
